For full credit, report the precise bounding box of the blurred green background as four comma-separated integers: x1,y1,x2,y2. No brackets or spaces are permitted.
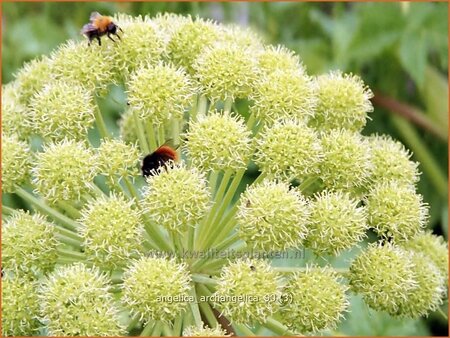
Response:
2,2,448,335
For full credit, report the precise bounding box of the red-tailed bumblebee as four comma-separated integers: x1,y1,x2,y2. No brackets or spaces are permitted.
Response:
142,143,178,177
81,12,122,46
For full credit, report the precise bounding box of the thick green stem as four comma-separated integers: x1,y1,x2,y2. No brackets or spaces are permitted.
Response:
188,287,203,327
192,274,219,286
57,201,81,219
124,177,141,200
198,95,208,117
2,205,15,216
94,105,110,139
16,188,79,231
57,248,85,260
263,317,296,336
133,110,150,154
146,120,158,152
196,284,219,328
234,323,256,336
140,320,155,336
126,314,140,333
298,176,318,192
173,315,183,336
158,124,166,146
162,323,173,336
223,97,233,113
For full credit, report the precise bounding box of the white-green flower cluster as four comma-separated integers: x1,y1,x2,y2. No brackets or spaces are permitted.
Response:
79,194,144,270
122,256,191,323
2,11,447,337
237,181,309,251
143,165,210,232
185,110,253,172
40,263,124,336
2,210,59,277
214,259,282,324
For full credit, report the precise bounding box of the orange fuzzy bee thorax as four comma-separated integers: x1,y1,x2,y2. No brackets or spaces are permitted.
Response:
93,16,113,33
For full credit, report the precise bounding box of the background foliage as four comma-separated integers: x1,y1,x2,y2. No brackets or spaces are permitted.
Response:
2,2,448,335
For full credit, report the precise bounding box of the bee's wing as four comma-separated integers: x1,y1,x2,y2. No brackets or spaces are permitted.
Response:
81,23,97,35
89,11,102,21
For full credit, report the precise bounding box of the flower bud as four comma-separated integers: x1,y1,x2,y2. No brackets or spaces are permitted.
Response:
2,276,40,336
2,210,58,277
167,16,220,74
97,139,140,179
119,108,139,145
111,14,165,77
214,259,282,324
254,119,322,181
237,181,309,251
366,182,428,242
32,140,98,204
401,232,448,278
319,129,372,191
257,45,303,74
127,62,196,125
280,266,349,333
306,190,368,255
348,243,417,314
249,69,316,124
194,42,259,102
143,165,210,232
394,252,445,318
29,80,95,142
50,40,116,94
184,110,252,172
79,194,144,270
368,134,419,186
122,256,191,323
2,82,33,139
2,134,31,193
40,263,124,336
310,71,373,131
13,56,52,105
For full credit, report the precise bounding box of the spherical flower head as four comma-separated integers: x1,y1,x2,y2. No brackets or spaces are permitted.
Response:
184,110,253,171
194,42,259,102
111,14,166,77
368,134,420,186
50,40,117,95
402,232,448,278
254,119,322,181
143,165,210,232
2,210,58,277
319,129,373,191
2,134,31,193
310,71,374,131
29,80,96,142
366,182,428,242
122,256,191,323
394,252,446,318
152,12,191,40
183,323,229,337
257,45,304,74
40,263,124,336
32,140,98,204
119,108,139,145
305,190,368,256
127,62,196,125
13,56,52,105
237,181,310,251
79,194,144,270
97,139,140,180
348,243,417,314
2,276,41,336
280,266,349,333
214,259,282,324
249,69,316,124
2,82,33,139
167,16,221,74
220,24,264,50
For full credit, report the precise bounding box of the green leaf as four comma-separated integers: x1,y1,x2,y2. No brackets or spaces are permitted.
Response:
398,30,427,88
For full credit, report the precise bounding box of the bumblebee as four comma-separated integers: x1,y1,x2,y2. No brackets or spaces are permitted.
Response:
81,12,122,46
142,141,179,178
